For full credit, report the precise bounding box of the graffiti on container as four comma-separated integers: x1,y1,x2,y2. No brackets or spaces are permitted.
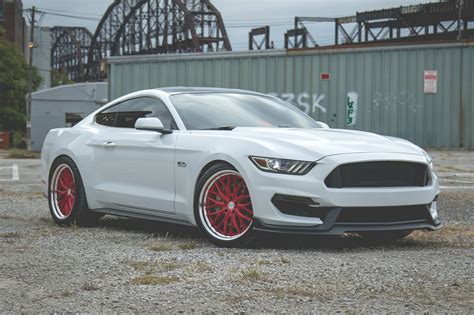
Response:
372,91,423,113
269,92,327,114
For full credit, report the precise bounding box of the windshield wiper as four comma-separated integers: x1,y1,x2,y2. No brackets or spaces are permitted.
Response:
201,126,237,130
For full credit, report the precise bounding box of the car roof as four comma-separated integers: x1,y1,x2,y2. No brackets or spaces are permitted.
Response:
155,87,265,96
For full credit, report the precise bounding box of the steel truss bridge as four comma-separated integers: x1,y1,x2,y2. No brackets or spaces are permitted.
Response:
51,0,231,82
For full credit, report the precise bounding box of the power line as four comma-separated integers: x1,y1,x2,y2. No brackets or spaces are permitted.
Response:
24,8,101,22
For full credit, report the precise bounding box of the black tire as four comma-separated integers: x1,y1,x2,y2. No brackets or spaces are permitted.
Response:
358,230,413,242
48,156,101,226
194,162,256,247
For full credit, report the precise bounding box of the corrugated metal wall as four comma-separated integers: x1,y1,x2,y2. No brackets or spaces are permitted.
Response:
108,42,474,148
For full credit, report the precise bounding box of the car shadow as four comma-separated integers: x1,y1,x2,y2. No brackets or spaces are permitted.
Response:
95,216,435,251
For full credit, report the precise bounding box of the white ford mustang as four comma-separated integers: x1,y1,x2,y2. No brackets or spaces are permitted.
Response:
41,87,442,247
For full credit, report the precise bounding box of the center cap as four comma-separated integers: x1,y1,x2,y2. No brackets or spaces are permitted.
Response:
228,201,235,210
67,189,71,196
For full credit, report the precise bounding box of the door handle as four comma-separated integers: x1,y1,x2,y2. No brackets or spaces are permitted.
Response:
101,141,115,148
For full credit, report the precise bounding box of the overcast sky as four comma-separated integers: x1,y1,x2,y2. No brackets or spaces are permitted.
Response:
23,0,434,49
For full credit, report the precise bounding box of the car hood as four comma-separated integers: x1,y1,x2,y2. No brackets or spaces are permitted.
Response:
203,127,424,161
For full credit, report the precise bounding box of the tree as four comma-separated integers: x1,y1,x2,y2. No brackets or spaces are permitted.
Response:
51,68,74,87
0,26,42,132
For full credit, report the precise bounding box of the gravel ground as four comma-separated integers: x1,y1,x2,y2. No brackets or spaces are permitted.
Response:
0,150,473,313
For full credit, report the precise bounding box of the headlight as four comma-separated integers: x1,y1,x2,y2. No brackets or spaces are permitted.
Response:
249,156,314,175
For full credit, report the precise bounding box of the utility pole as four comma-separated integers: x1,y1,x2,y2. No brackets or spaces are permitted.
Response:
26,6,36,151
457,0,464,40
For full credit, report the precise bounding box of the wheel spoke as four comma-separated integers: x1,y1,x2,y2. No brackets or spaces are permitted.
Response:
238,205,253,214
206,197,226,206
235,209,252,221
232,180,244,199
210,185,226,200
231,213,241,234
221,212,230,235
207,208,226,218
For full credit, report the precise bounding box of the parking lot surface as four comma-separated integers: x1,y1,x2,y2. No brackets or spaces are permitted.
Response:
0,150,473,313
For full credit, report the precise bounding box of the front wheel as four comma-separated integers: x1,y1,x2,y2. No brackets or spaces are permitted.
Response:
48,156,101,226
194,163,256,247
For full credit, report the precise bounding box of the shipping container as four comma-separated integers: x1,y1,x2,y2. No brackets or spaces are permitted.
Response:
108,41,474,148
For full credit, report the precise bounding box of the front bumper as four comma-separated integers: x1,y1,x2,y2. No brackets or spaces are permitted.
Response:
242,152,442,234
253,207,444,235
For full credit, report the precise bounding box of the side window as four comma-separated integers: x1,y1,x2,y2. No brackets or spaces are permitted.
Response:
95,97,176,129
95,106,118,127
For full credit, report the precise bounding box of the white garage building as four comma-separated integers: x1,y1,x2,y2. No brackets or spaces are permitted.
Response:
31,82,108,151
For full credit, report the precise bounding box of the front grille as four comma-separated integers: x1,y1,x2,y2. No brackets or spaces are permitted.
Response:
335,205,430,224
325,161,428,188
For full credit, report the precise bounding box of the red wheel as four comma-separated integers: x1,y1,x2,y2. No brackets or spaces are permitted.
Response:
51,164,76,219
195,163,255,247
48,156,101,226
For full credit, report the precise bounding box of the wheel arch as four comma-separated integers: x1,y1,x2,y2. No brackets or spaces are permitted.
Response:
48,153,91,209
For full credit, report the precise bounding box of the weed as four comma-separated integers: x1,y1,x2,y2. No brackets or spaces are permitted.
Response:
149,242,173,252
240,268,268,282
6,149,40,159
185,261,212,274
177,241,199,250
0,232,20,239
80,281,100,291
131,275,179,285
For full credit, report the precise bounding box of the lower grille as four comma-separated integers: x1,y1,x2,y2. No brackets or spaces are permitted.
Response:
271,194,331,219
325,161,429,188
335,205,430,224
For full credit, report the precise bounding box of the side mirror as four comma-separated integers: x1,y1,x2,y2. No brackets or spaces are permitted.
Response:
135,117,172,134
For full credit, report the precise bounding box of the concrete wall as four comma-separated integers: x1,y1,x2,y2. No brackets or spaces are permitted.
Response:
31,83,108,151
108,41,474,149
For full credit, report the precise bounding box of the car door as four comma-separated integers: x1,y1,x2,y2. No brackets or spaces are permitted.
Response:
91,96,178,215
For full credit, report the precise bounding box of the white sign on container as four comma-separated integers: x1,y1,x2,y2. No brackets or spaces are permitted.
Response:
346,92,358,126
424,70,438,94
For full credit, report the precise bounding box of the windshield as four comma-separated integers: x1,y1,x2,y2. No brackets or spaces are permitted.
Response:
170,93,320,130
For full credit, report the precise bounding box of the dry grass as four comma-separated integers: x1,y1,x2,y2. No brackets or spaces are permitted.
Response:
407,224,474,248
439,190,474,203
80,281,100,291
280,257,290,264
148,242,173,252
0,232,20,239
6,149,40,159
221,293,257,304
385,281,473,307
131,275,179,285
60,289,74,298
436,165,474,173
239,268,268,282
127,260,180,273
270,283,350,301
177,241,199,250
185,261,212,274
255,257,291,266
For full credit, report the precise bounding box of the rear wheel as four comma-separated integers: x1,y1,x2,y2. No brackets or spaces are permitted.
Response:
49,156,101,226
358,230,413,242
194,163,255,247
